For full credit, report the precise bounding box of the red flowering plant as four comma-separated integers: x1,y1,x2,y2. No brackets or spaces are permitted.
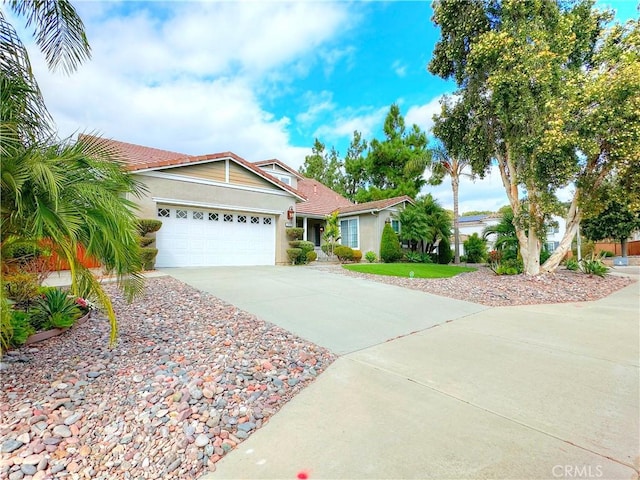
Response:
75,297,96,314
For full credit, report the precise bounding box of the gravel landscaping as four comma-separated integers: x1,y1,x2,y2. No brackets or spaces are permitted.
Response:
0,276,335,480
324,264,637,306
1,267,636,480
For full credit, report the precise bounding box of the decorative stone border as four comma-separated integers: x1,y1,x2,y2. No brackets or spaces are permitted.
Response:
24,311,91,345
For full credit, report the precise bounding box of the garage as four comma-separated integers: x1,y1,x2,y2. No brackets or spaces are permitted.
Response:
154,206,276,267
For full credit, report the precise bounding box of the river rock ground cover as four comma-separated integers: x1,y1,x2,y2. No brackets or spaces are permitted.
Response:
0,276,335,479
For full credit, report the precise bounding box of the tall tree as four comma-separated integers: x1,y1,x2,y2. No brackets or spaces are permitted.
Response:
342,130,369,201
361,104,430,202
299,138,345,194
429,0,640,275
581,202,640,258
1,1,144,345
430,97,474,264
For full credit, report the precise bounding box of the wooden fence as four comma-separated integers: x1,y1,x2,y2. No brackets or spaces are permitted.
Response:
594,240,640,256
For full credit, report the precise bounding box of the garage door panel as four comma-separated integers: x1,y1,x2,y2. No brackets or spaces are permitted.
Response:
155,207,275,267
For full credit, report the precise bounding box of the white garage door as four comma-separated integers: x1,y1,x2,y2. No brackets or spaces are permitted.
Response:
154,206,276,267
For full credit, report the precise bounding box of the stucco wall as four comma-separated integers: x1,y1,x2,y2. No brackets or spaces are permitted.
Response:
130,174,296,265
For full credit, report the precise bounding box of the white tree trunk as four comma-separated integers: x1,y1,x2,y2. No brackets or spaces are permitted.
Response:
541,191,581,273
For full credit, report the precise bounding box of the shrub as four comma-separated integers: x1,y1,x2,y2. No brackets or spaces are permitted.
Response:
136,219,163,236
365,251,377,263
32,289,82,330
138,236,154,247
405,251,423,263
286,248,302,265
140,248,159,270
437,238,453,265
286,228,304,240
491,258,523,275
380,223,402,263
463,233,487,263
600,250,615,257
3,272,40,307
565,257,579,271
306,250,318,262
8,310,35,347
352,250,362,262
488,250,502,264
334,245,355,262
580,254,608,277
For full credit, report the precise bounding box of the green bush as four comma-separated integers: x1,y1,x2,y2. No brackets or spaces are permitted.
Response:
8,310,35,346
334,245,355,262
32,289,82,330
286,228,304,240
491,259,523,275
136,219,163,236
138,236,154,247
437,238,453,265
463,233,487,263
140,248,159,270
600,250,615,257
365,251,377,263
380,223,402,263
565,257,579,271
306,250,318,262
286,248,302,265
3,272,40,307
352,250,362,263
405,251,431,263
580,254,608,277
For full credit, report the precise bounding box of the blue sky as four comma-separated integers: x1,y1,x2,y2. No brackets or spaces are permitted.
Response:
12,0,638,213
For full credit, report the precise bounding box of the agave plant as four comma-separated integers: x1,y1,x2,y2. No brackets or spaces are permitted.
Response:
32,288,82,330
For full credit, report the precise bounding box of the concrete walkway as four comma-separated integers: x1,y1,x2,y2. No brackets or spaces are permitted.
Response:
155,267,639,480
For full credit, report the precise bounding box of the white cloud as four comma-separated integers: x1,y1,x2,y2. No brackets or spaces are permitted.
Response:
296,91,336,127
24,1,354,170
312,106,389,143
405,96,444,135
392,60,407,77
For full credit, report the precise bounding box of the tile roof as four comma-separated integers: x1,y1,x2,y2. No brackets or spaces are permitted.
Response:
80,135,305,201
337,195,414,215
295,178,353,216
79,134,193,170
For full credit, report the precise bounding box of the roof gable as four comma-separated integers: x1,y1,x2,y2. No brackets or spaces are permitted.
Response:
295,178,353,216
81,135,305,201
253,159,303,179
337,196,415,215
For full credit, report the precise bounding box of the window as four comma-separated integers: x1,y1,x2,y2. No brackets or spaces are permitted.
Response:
263,217,272,225
251,216,259,224
208,212,219,221
546,241,559,252
193,211,203,220
391,219,400,234
223,214,233,222
340,218,358,249
176,209,187,219
158,208,170,218
277,175,291,185
237,215,247,223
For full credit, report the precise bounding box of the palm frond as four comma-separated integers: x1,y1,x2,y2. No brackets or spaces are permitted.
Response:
7,0,91,74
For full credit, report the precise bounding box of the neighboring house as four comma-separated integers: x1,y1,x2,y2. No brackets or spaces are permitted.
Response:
458,213,567,256
88,136,412,267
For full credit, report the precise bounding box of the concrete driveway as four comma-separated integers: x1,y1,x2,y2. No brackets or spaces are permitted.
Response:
162,266,640,480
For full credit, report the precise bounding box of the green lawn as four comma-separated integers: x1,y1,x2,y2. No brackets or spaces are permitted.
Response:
343,263,477,278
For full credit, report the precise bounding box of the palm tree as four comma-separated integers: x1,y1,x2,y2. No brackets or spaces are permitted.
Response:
398,206,429,252
428,142,471,264
482,207,519,261
415,194,452,254
1,1,143,346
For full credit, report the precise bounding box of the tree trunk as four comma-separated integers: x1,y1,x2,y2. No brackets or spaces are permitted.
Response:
621,237,628,257
541,191,581,273
452,175,460,264
522,226,541,275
